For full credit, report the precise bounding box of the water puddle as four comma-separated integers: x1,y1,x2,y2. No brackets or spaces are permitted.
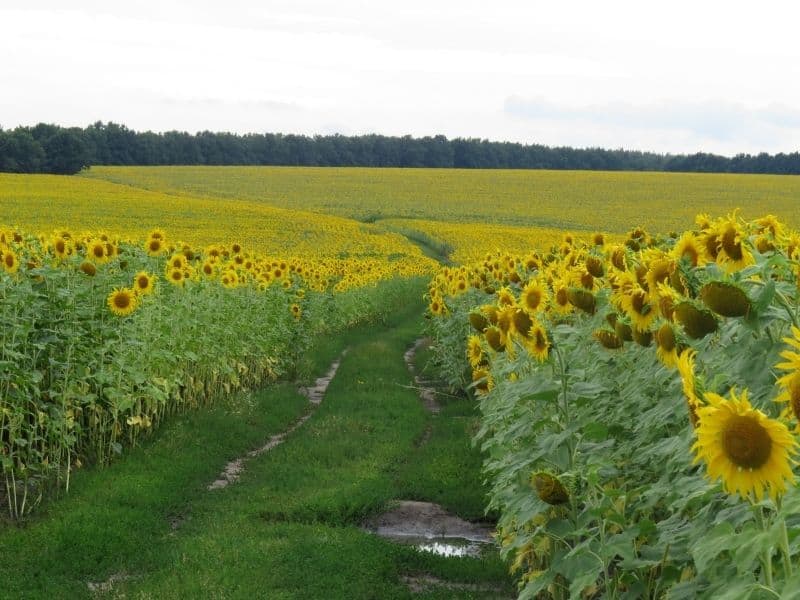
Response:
381,534,488,557
363,500,495,558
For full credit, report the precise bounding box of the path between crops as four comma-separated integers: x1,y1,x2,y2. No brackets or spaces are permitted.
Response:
0,302,514,598
207,349,348,491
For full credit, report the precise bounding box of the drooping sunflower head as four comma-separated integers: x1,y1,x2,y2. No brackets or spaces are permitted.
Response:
699,280,751,318
472,367,493,394
133,271,155,295
484,326,506,353
469,311,489,333
692,388,798,501
107,287,138,317
656,322,680,368
674,301,718,339
585,255,604,278
79,261,97,277
567,288,596,315
511,309,533,339
755,214,783,239
594,329,623,350
532,472,570,505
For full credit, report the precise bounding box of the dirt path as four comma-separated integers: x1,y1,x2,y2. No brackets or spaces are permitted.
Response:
207,350,347,490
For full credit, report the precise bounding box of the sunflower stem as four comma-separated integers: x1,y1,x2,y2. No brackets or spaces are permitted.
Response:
753,501,775,589
776,497,793,578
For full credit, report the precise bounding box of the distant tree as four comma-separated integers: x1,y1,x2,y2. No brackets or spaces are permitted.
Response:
41,130,90,174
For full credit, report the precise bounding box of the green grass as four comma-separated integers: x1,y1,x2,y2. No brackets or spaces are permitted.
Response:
0,296,513,599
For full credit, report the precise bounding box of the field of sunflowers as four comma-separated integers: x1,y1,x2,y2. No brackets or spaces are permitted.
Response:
4,166,800,597
427,212,800,597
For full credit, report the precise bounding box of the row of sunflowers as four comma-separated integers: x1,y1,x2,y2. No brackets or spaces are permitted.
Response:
0,226,422,518
427,213,800,598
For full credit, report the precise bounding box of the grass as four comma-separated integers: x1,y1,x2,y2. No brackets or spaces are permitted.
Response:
0,295,513,599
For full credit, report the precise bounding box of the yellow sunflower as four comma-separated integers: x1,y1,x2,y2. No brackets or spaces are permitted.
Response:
146,237,165,256
467,335,484,368
133,271,155,295
107,287,138,317
52,235,72,259
167,268,185,286
775,326,800,428
524,323,549,362
520,279,548,314
692,388,797,501
655,322,679,368
677,349,700,428
2,249,20,274
716,213,755,273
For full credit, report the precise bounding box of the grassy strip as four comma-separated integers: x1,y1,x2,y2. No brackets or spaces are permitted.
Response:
1,296,513,598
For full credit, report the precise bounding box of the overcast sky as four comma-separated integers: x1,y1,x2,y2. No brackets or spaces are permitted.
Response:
3,1,800,155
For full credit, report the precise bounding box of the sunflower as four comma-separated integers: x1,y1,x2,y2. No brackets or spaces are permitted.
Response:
168,253,188,270
520,279,548,314
290,304,302,320
167,268,185,286
484,326,506,352
594,329,623,349
469,311,489,333
775,326,800,428
133,271,155,295
620,287,657,332
87,238,109,263
2,249,19,274
677,349,700,428
524,323,549,362
472,367,493,394
52,235,72,259
148,228,166,241
467,335,484,368
146,237,165,256
496,286,516,308
674,301,718,339
692,388,797,501
79,261,97,276
699,280,751,317
655,322,679,368
201,261,215,277
511,309,533,338
716,214,755,273
107,287,138,317
672,231,704,267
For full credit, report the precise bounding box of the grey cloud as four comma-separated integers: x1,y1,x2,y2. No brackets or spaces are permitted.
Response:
504,96,800,142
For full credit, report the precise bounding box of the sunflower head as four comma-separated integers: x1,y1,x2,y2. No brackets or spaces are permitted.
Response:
133,271,155,295
693,388,797,501
532,472,570,505
699,280,751,318
567,288,596,315
674,301,718,339
107,287,138,317
485,326,506,352
2,249,20,274
472,368,493,394
525,324,549,362
146,237,165,256
594,329,623,350
79,261,97,276
614,320,633,342
467,335,484,368
632,326,653,347
469,311,489,333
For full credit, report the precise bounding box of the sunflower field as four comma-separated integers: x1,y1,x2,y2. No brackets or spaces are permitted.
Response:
0,225,425,518
426,212,800,597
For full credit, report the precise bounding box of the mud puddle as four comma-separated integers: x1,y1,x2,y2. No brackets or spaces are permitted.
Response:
363,500,494,557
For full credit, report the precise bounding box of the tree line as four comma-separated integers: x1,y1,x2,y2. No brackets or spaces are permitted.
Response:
2,121,800,175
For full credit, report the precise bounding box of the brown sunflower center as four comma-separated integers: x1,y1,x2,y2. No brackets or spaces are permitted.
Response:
55,240,66,253
721,226,744,260
3,254,13,268
137,275,149,288
525,289,542,311
790,381,800,422
556,288,569,306
114,294,131,309
92,245,105,258
722,414,772,469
